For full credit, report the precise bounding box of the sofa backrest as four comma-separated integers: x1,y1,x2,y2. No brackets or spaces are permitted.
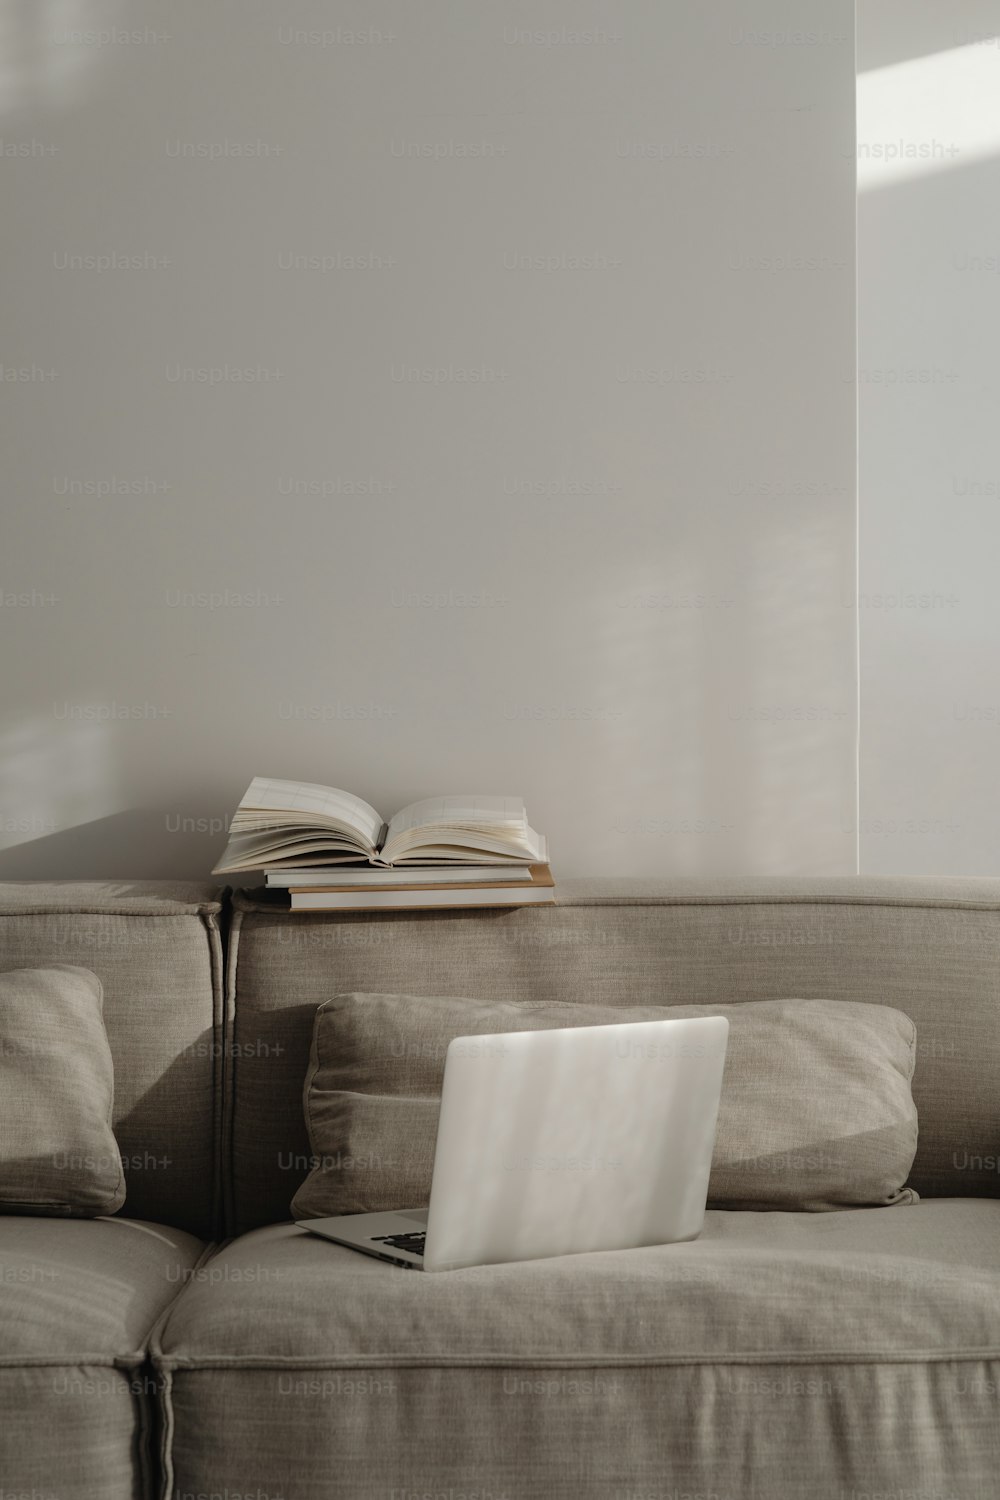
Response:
225,875,1000,1234
5,877,996,1238
0,882,224,1237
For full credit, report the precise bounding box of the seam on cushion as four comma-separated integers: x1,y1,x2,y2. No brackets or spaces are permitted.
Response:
547,896,1000,911
0,1351,147,1367
904,1016,919,1195
0,1199,111,1213
158,1366,175,1500
96,965,128,1213
153,1349,1000,1371
5,903,224,917
147,1240,224,1362
203,908,227,1240
550,888,1000,911
131,1355,156,1500
904,1014,917,1084
222,908,242,1238
303,983,327,1161
147,1241,226,1499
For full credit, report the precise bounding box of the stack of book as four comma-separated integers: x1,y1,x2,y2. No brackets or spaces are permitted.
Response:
211,777,554,911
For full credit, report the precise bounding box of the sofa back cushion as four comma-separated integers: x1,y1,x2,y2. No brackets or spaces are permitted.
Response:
227,876,1000,1234
0,882,223,1236
290,992,919,1221
0,965,127,1215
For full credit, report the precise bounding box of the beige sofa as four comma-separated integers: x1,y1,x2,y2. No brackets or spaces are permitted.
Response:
1,877,999,1498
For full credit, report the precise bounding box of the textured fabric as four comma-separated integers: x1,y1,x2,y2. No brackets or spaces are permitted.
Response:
0,882,224,1235
0,965,125,1215
0,1214,206,1500
290,992,918,1220
156,1200,1000,1499
227,878,1000,1231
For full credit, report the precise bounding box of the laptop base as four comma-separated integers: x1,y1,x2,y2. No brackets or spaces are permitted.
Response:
297,1209,430,1269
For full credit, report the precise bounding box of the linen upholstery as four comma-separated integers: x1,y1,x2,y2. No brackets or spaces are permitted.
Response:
290,991,918,1219
0,882,224,1236
0,965,126,1215
2,875,999,1499
0,1214,205,1500
228,877,1000,1232
155,1199,1000,1499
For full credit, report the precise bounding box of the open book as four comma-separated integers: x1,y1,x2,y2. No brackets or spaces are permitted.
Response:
211,777,547,874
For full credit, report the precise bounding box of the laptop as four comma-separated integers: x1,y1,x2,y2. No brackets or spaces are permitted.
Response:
297,1014,729,1272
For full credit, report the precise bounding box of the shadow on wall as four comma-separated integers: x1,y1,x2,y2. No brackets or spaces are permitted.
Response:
0,714,228,878
858,1,1000,72
0,809,225,880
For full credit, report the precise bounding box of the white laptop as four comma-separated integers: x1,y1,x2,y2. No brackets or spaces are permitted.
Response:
297,1015,729,1272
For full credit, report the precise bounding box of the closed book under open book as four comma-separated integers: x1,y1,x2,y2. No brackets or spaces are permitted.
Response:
287,883,556,912
265,864,538,889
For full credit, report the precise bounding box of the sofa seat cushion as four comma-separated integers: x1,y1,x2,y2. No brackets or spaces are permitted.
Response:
155,1200,1000,1499
0,1216,206,1500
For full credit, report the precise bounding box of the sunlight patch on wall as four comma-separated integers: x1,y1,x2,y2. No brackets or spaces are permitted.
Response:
858,41,1000,190
0,0,125,117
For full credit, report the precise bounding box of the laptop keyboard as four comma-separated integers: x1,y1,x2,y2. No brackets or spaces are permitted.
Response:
371,1231,426,1256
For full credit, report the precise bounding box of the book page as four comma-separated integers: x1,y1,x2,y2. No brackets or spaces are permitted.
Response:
385,794,527,842
237,777,384,847
212,845,364,874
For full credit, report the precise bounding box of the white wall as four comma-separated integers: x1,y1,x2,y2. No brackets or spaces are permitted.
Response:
1,0,856,880
858,1,1000,874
